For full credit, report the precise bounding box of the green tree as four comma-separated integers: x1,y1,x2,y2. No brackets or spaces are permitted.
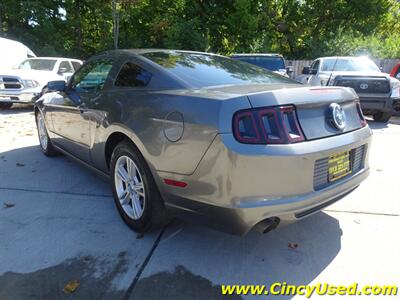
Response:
0,0,399,60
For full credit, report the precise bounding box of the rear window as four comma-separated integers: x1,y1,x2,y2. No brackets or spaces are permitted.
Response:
232,56,285,71
142,52,296,88
16,59,57,71
115,62,152,87
321,58,380,72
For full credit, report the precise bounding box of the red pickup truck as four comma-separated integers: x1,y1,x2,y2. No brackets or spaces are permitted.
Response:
390,64,400,79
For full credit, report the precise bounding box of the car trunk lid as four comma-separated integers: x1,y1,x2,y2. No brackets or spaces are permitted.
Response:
209,84,363,140
247,86,362,140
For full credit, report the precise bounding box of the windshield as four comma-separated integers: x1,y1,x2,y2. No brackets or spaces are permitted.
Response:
321,58,380,72
16,59,57,71
142,52,297,88
232,56,285,71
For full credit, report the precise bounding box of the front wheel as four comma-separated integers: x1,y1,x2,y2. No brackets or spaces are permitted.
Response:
35,112,58,156
0,103,12,109
110,141,170,233
373,112,392,123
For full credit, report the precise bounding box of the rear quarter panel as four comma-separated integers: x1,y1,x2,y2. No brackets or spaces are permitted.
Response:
94,89,250,175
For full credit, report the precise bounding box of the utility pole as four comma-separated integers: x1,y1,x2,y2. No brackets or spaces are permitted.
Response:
0,2,3,34
112,0,119,49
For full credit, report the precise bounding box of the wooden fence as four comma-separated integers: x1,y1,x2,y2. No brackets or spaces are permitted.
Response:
286,59,400,78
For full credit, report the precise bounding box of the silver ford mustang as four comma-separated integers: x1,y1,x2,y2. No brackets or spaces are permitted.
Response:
35,50,372,235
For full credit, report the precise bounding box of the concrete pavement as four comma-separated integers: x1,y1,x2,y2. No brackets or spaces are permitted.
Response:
0,106,399,299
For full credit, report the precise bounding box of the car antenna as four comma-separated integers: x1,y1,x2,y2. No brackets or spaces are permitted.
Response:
326,56,339,86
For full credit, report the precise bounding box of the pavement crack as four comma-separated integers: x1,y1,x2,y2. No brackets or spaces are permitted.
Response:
324,209,399,217
0,187,111,198
122,225,167,300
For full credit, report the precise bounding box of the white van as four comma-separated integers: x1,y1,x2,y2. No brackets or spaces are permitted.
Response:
0,37,36,70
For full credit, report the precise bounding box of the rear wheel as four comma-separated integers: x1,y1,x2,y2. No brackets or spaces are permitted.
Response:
35,112,58,156
0,103,12,109
373,111,392,123
110,141,170,233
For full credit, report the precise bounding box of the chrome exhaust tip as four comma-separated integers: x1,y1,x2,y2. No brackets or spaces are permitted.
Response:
253,217,280,234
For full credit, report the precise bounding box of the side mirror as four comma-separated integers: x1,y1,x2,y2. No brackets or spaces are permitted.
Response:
47,80,66,92
302,66,310,74
58,67,68,75
286,66,293,74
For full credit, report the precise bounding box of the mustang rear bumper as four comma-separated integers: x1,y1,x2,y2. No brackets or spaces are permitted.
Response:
155,126,372,235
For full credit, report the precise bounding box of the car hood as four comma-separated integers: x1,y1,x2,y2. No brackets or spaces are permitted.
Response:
0,69,56,85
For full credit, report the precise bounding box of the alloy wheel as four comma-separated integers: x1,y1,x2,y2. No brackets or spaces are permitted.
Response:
37,114,48,150
114,155,146,220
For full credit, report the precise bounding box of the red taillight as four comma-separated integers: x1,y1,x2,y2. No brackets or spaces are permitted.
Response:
233,111,262,143
280,106,305,142
356,101,367,127
233,105,305,144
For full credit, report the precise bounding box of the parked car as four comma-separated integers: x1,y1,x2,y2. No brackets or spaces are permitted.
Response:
0,37,36,70
231,53,293,77
0,57,82,109
390,63,400,79
35,50,371,235
296,56,400,123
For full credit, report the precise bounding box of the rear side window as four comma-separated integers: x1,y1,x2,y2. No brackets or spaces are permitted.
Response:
115,62,152,87
71,61,82,71
59,61,73,73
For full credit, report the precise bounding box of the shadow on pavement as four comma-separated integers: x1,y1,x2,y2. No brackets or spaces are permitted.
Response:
0,254,129,300
366,116,400,129
389,117,400,125
0,104,33,116
129,214,342,300
366,119,388,130
0,145,110,196
0,145,342,300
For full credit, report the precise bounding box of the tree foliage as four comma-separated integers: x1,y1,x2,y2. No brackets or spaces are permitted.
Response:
0,0,399,59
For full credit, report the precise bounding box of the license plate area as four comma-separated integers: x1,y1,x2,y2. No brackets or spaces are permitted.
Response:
328,151,351,182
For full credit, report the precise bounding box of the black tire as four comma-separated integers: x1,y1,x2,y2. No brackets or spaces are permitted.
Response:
0,103,12,109
373,111,392,123
110,141,171,233
35,111,58,156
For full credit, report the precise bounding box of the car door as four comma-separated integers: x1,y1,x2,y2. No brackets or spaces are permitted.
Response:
307,59,321,85
295,60,318,84
49,59,113,163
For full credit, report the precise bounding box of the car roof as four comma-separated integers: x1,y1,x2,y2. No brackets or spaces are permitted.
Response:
317,56,368,60
25,57,82,62
231,53,283,57
108,49,223,57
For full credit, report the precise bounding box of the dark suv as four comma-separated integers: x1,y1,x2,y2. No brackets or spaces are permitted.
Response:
231,53,292,78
